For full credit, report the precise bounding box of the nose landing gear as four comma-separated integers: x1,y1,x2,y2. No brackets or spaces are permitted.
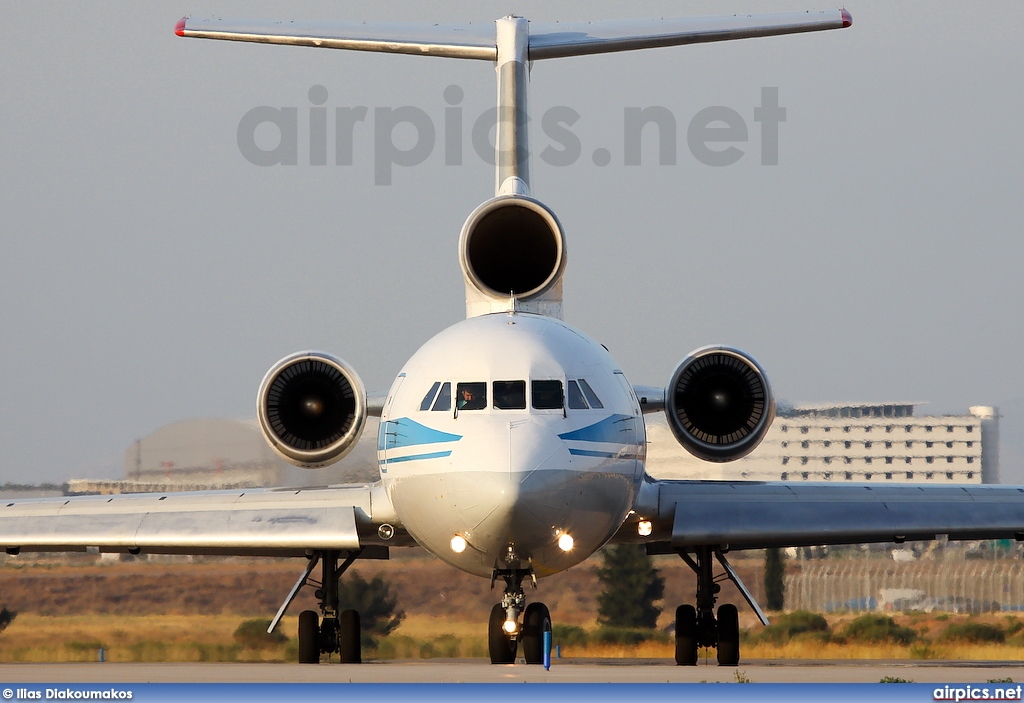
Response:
487,567,552,664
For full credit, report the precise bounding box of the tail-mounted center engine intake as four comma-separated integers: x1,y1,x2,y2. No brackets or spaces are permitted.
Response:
256,351,367,468
665,346,775,463
459,196,566,314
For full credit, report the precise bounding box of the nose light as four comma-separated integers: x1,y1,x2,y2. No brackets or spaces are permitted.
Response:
557,533,574,552
450,535,468,553
638,520,653,537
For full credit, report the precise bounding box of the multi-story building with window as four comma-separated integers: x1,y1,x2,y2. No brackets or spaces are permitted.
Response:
646,403,999,484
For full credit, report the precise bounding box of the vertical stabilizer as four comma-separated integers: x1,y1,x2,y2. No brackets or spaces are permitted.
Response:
494,17,531,197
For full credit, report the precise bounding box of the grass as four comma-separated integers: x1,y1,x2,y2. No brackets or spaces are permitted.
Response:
2,612,1024,663
740,638,1020,661
940,622,1006,644
741,611,1024,661
0,614,296,663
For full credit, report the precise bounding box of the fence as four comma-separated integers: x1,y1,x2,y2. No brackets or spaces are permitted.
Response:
784,559,1024,613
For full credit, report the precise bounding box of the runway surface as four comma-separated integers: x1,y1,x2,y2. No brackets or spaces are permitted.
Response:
0,659,1020,683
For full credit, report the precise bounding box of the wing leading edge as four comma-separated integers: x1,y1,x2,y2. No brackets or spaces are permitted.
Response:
636,479,1024,551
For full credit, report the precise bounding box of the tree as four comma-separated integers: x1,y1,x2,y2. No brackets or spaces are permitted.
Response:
0,607,16,632
337,571,405,646
764,547,786,611
595,544,665,628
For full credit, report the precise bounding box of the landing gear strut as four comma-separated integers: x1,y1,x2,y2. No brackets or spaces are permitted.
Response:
674,546,766,667
488,567,551,664
274,549,363,664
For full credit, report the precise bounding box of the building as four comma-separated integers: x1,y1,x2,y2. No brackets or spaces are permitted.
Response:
67,418,379,495
646,403,999,484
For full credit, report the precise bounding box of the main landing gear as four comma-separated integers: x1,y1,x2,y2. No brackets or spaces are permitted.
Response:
271,549,364,664
487,567,552,664
673,546,768,667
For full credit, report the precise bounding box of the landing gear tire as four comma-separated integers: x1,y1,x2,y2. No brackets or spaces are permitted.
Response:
716,604,740,667
339,609,361,664
675,604,698,666
320,616,339,657
298,610,320,664
522,602,551,665
488,603,518,664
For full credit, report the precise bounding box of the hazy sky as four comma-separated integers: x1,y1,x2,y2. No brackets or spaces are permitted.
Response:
2,1,1022,484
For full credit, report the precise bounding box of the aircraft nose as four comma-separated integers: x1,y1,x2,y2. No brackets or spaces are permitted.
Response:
446,419,573,553
507,418,567,475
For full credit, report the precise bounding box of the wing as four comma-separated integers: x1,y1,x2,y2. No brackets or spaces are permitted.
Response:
0,483,403,558
175,10,851,61
628,479,1024,551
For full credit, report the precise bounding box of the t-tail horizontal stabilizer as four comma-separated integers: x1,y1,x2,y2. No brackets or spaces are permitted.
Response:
175,11,852,61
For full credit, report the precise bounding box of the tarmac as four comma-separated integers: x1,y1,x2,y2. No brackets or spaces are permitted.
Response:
0,659,1021,683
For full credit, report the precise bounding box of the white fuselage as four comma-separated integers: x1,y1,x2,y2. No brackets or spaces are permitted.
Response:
378,312,645,578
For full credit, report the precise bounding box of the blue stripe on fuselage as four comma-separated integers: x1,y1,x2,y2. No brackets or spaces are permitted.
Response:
379,417,462,451
558,414,634,444
380,450,453,464
568,448,643,460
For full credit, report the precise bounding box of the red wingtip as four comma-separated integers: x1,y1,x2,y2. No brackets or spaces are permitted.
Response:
175,17,187,37
841,9,853,28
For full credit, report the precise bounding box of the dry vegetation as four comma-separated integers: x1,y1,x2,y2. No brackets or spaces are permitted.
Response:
3,611,1023,663
2,552,1023,662
0,613,296,663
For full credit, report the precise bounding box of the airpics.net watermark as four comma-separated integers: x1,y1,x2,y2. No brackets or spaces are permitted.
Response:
237,85,787,185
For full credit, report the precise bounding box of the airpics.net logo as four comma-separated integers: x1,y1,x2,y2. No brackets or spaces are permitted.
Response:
237,85,787,185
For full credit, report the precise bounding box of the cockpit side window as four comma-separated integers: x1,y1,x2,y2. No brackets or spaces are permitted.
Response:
431,382,452,411
456,382,487,411
532,380,564,410
419,381,441,411
493,380,526,410
566,380,588,409
578,379,604,409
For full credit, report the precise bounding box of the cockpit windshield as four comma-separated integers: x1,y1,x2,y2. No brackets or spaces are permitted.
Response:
531,380,563,410
493,380,526,409
456,382,487,410
418,377,602,413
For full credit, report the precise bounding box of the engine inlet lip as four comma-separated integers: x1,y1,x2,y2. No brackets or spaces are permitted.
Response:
665,345,775,463
256,351,367,468
459,195,566,301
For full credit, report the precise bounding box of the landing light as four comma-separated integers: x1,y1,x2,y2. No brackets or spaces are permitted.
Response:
502,619,519,634
638,520,653,537
557,533,574,552
450,535,468,553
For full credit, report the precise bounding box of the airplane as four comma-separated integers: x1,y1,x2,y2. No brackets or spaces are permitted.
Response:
4,8,1024,669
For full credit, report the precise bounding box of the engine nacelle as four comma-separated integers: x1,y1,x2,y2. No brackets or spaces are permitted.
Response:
665,346,775,463
256,351,367,468
459,196,566,313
